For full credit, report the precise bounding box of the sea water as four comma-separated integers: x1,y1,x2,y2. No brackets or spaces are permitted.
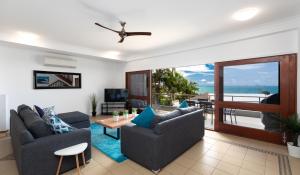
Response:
198,86,278,94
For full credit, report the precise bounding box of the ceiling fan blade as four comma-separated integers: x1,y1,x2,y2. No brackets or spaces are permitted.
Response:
95,23,120,33
118,37,125,43
126,32,152,36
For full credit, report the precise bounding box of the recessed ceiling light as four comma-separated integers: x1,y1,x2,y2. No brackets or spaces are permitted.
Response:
232,7,260,21
15,31,40,45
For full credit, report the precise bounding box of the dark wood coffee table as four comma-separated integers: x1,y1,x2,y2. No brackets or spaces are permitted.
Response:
95,115,135,140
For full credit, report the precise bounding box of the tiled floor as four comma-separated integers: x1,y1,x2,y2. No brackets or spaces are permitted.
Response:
1,130,300,175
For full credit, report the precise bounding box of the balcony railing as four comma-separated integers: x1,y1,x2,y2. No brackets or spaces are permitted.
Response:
152,92,268,107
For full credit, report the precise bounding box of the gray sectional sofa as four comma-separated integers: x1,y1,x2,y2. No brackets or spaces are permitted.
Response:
10,105,91,175
121,108,204,172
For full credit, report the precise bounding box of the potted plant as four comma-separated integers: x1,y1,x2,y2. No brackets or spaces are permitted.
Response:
124,109,129,119
281,114,300,158
90,93,98,117
261,90,270,97
132,108,137,117
112,111,119,122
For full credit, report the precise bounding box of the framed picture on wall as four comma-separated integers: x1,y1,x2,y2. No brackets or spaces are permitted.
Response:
33,70,81,89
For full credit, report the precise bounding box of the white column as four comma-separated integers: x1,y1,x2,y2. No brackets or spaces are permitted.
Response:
0,94,6,130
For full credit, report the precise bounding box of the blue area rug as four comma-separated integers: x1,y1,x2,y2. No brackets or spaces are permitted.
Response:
90,123,127,163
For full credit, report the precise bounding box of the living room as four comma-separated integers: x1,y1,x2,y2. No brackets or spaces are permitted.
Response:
1,0,300,175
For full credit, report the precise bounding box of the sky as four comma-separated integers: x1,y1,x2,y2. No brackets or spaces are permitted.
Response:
176,62,279,87
224,62,279,86
176,64,214,86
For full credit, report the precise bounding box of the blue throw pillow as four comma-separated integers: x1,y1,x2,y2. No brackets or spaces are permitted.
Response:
132,106,155,128
33,105,44,117
179,100,189,108
47,115,73,134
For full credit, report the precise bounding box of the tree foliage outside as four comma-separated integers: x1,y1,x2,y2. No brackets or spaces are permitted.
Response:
152,68,199,105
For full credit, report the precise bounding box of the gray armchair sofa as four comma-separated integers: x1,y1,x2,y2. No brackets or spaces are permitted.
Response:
121,109,204,172
10,105,91,175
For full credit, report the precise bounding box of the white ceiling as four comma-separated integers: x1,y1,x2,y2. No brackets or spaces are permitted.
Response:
0,0,300,61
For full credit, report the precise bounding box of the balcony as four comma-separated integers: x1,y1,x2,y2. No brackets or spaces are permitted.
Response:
152,93,274,131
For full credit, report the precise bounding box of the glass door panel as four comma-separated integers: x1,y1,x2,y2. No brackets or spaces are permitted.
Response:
151,65,215,130
222,108,282,132
214,54,297,144
129,74,148,97
223,62,280,103
126,70,151,106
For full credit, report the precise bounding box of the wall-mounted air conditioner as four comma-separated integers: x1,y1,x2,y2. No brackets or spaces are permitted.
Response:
43,57,77,68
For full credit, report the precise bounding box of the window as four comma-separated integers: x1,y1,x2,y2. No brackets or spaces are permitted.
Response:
223,62,279,103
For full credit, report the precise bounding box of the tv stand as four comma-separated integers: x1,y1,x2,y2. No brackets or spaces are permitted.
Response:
101,102,126,115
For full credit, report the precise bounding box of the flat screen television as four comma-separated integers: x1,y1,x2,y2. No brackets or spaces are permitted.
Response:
105,89,128,102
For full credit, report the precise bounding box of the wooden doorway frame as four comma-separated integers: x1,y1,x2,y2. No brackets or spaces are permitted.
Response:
214,54,297,144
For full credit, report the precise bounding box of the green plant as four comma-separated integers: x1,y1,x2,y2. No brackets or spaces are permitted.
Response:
152,68,199,106
281,114,300,146
112,111,119,116
124,110,129,115
159,97,173,106
261,90,271,96
90,93,98,113
132,108,137,114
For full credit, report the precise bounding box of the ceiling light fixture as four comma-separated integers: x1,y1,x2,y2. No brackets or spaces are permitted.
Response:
102,51,121,59
15,31,40,45
232,7,260,21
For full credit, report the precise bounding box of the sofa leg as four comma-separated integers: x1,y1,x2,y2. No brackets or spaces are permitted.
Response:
152,169,160,174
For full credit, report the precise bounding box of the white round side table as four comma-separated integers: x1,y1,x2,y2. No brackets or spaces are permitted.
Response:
54,142,88,175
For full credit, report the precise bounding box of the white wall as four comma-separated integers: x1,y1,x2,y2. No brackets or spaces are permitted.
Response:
0,44,125,129
126,30,298,71
0,95,6,130
125,30,299,112
298,28,300,113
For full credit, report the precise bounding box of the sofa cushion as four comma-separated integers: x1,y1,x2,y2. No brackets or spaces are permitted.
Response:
18,105,53,138
10,110,35,145
47,115,74,134
17,104,32,117
42,106,55,118
132,106,155,128
179,100,189,108
150,109,181,128
57,111,89,124
33,105,44,117
178,106,198,115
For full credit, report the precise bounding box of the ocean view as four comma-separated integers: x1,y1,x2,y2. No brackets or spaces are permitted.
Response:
198,85,279,94
174,63,279,95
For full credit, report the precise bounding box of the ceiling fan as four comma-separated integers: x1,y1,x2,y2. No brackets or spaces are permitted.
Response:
95,21,152,43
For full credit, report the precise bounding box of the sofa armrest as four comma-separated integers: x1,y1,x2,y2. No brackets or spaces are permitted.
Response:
121,123,162,170
20,128,91,175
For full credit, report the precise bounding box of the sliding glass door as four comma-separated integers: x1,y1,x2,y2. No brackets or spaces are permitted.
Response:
214,54,297,144
151,65,215,130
